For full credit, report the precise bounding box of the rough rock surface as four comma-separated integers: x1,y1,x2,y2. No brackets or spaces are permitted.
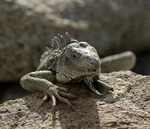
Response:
0,71,150,128
0,0,150,82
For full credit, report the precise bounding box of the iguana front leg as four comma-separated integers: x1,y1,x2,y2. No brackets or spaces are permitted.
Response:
20,70,75,112
84,77,113,95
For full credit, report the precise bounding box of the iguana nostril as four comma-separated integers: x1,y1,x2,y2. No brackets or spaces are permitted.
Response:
90,59,100,68
88,69,96,72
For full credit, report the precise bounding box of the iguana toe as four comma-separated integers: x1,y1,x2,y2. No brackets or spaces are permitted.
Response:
44,85,74,114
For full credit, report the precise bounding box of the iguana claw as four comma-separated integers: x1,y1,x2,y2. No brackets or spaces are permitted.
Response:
44,85,75,116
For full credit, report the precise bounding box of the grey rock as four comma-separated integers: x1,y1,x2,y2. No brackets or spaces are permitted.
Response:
0,71,150,128
0,0,150,82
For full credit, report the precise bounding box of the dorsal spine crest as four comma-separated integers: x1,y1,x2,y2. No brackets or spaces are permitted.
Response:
51,32,78,52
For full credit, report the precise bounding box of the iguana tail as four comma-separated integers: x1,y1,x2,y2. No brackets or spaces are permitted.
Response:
101,51,136,72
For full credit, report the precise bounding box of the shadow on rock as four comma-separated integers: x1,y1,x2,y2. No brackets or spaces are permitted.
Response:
23,83,115,128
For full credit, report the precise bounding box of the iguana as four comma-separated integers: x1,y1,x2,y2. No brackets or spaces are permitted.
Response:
20,32,135,112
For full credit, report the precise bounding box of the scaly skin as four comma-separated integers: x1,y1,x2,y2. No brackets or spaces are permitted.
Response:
20,32,120,114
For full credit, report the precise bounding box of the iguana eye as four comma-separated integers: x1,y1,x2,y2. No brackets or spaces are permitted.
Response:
79,42,88,48
72,53,77,59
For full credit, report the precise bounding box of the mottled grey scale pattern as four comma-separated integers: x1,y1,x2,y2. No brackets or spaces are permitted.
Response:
56,68,75,83
37,32,78,71
21,76,47,92
20,71,56,92
20,32,113,115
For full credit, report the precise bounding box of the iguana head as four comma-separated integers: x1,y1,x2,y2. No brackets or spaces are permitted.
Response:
55,33,101,84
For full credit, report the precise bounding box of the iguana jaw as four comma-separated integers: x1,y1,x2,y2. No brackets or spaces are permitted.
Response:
56,41,101,84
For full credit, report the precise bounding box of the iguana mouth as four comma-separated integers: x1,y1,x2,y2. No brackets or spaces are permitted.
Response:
88,69,96,72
